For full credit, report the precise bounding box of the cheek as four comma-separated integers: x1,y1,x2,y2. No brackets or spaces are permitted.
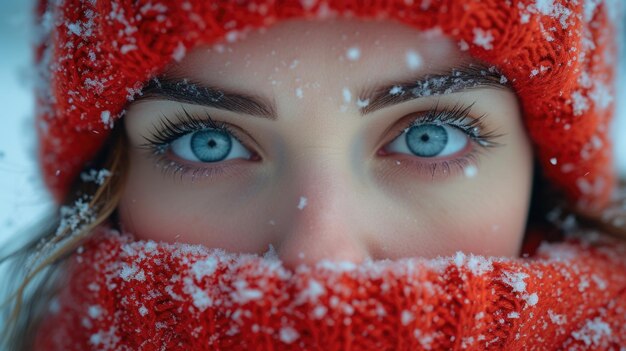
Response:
441,198,529,257
117,153,272,252
431,161,532,257
375,187,529,259
375,142,533,258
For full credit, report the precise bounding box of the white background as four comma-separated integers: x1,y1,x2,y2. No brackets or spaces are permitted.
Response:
0,1,625,247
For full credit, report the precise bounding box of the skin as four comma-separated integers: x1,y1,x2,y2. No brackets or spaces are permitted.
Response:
119,18,534,269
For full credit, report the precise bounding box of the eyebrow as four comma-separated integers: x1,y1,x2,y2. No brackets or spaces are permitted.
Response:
137,63,507,120
358,63,508,115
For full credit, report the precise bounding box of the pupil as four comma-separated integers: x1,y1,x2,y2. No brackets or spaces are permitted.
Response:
208,140,217,148
420,134,430,142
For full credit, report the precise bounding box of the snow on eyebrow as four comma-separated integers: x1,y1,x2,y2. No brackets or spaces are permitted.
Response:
389,86,404,95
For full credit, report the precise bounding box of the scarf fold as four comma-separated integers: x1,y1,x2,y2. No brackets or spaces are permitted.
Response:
34,226,626,350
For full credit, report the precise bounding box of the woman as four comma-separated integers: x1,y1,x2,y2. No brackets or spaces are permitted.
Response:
2,0,626,350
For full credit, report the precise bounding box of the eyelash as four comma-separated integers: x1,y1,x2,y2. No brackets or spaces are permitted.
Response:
380,102,502,179
138,104,502,182
139,109,255,182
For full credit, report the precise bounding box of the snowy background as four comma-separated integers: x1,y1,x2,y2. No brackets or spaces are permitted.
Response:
0,1,625,248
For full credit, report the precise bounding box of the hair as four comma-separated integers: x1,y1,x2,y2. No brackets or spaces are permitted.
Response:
1,116,625,350
0,123,128,351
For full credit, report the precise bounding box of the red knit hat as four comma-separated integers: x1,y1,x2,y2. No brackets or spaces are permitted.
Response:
35,0,618,211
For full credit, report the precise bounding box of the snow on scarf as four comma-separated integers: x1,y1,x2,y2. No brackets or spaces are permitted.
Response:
33,225,626,350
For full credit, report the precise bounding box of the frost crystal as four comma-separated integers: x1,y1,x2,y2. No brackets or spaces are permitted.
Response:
89,326,120,347
295,87,304,99
88,305,103,319
300,0,317,10
263,244,279,260
389,86,404,95
312,305,327,319
401,310,415,326
356,98,370,108
473,28,494,50
232,280,263,303
119,263,145,282
524,293,539,306
56,197,96,237
405,50,422,70
346,46,361,61
279,327,299,344
534,0,572,29
589,82,613,110
571,318,612,347
548,309,567,325
120,44,137,54
297,196,308,210
100,110,113,128
172,42,186,62
463,165,478,178
183,277,213,311
502,271,528,293
80,168,112,185
571,91,590,116
458,39,469,51
305,279,325,301
191,257,218,280
342,87,352,103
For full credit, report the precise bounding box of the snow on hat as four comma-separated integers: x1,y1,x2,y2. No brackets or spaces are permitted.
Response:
35,0,618,211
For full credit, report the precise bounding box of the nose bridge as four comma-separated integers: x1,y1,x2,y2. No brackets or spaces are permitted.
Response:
275,152,371,269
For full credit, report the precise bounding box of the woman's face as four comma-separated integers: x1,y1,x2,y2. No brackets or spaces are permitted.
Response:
120,18,533,267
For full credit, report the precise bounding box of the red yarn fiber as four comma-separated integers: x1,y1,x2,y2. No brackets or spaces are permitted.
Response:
33,225,626,350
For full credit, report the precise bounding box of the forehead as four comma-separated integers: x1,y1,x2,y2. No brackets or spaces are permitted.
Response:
166,19,472,96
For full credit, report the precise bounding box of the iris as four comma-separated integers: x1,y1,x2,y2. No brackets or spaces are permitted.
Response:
190,130,232,162
406,124,448,157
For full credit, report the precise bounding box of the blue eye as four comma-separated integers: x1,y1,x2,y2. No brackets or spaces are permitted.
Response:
170,128,252,163
387,123,469,158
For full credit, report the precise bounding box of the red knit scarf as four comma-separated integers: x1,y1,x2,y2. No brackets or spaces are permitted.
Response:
33,226,626,350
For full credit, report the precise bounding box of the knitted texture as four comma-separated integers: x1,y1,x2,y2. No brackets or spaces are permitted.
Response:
33,225,626,350
35,0,618,211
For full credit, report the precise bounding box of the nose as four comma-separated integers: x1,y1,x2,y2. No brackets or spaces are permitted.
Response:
274,161,371,270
